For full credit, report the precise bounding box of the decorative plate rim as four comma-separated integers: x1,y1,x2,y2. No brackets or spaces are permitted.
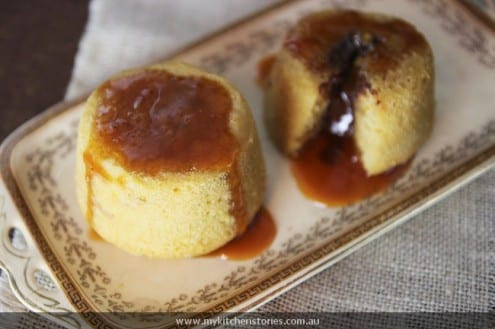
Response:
0,0,494,328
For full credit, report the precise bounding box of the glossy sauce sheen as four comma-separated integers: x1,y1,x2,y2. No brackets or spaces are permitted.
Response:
284,10,426,74
94,70,237,173
83,70,249,232
292,133,410,206
206,208,276,260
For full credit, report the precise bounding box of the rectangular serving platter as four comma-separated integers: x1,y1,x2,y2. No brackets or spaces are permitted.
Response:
0,0,494,328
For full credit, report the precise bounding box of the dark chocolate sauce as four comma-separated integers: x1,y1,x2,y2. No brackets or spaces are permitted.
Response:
327,32,382,69
320,31,381,158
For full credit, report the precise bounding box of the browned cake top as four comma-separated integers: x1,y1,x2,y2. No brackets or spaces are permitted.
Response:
284,10,427,74
92,70,238,174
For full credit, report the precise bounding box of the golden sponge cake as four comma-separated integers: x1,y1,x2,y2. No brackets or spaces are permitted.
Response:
76,62,265,258
264,10,434,175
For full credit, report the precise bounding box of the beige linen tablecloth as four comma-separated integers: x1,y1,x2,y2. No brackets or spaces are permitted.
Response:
1,0,493,327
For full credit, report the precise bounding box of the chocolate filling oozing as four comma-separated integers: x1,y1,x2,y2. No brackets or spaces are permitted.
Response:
287,12,422,205
290,32,411,206
320,32,382,162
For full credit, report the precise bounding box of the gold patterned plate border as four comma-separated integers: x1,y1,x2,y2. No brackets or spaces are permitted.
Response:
0,0,495,328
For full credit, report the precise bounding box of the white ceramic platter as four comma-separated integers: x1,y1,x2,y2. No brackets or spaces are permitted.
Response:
0,0,494,328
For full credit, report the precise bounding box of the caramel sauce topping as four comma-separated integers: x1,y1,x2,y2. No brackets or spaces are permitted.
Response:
284,10,426,74
83,70,251,232
94,70,237,173
206,207,276,260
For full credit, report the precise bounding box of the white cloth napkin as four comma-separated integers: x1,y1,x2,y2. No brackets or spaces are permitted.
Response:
65,0,281,100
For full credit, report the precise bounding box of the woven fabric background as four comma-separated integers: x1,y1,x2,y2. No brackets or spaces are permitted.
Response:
0,0,493,328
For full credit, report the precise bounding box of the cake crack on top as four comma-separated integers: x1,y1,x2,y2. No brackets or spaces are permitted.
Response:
328,31,382,69
323,31,382,139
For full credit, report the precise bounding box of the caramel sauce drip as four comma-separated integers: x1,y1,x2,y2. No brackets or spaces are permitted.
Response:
257,55,276,87
83,151,112,226
88,228,103,242
292,133,410,206
83,152,95,226
83,70,249,233
206,207,276,260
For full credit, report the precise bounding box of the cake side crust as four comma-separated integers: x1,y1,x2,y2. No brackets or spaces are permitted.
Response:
264,50,327,156
354,48,435,175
